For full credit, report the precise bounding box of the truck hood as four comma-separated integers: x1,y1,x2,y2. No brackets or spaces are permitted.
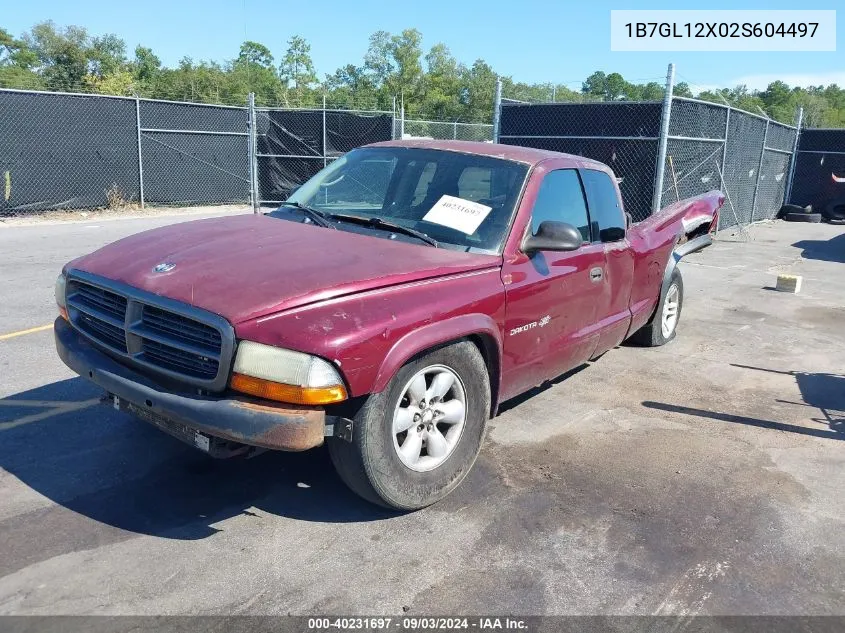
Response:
70,214,501,324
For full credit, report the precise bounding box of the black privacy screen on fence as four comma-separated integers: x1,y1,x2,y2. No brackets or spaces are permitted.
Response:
665,99,796,227
499,102,662,222
0,90,139,214
255,109,393,203
499,97,798,230
138,100,249,206
0,89,251,215
790,129,845,212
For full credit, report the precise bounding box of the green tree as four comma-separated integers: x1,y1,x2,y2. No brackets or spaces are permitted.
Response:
363,31,394,88
232,40,283,105
459,59,497,122
422,43,461,119
279,35,317,95
89,33,126,77
388,29,423,103
325,63,376,108
132,45,161,84
604,72,627,100
237,41,273,69
24,21,90,90
0,28,38,68
674,81,693,98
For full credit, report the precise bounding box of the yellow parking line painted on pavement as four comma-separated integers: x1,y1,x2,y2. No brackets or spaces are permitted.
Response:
0,399,100,431
0,324,53,341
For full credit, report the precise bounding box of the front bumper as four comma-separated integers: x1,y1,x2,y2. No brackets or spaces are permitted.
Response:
54,317,330,452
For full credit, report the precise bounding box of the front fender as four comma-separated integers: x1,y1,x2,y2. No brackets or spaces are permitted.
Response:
372,313,503,395
234,267,506,402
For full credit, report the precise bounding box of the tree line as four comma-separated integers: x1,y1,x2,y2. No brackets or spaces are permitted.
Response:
1,21,843,127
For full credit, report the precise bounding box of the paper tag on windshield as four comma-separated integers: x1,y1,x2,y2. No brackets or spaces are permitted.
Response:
422,195,492,235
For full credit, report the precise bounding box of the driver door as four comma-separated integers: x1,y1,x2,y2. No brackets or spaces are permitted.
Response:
502,168,606,398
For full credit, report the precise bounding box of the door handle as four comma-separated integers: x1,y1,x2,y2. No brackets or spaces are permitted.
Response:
590,267,603,282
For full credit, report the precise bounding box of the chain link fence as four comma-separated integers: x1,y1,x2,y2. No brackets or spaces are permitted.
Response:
496,74,800,232
253,103,394,206
139,99,251,206
0,89,144,214
0,87,252,216
3,81,823,225
499,101,662,222
660,97,797,229
789,128,845,216
397,118,494,142
2,88,491,217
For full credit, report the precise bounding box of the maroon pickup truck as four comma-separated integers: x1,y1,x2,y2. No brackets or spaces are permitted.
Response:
54,140,722,509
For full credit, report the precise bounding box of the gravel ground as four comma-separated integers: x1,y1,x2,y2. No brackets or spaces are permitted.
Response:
0,213,843,615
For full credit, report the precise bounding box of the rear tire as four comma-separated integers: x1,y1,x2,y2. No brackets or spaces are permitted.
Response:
785,212,822,223
822,197,845,223
777,203,812,218
630,268,684,347
328,341,490,510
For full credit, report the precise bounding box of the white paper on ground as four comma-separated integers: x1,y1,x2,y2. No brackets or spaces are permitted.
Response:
422,195,492,235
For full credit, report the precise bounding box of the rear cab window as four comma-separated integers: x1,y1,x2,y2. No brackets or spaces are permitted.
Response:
580,169,625,242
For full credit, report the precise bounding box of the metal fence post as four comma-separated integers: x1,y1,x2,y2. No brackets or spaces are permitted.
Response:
784,106,804,205
322,94,328,168
135,95,145,209
453,121,458,140
248,92,259,213
652,63,675,214
492,78,503,143
400,103,405,139
750,119,770,219
392,96,397,139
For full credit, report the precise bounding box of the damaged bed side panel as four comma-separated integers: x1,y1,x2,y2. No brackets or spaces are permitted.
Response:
624,190,724,335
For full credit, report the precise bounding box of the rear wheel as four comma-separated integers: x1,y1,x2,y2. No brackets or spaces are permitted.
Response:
328,341,490,510
630,267,684,347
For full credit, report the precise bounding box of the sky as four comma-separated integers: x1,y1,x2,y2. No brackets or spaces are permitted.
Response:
3,0,844,93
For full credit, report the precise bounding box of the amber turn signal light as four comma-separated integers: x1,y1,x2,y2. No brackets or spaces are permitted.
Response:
230,373,347,406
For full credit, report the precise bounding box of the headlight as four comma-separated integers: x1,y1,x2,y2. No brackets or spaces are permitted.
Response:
55,273,68,319
230,341,347,405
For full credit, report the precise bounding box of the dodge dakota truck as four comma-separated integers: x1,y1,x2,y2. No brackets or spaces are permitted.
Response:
54,140,723,509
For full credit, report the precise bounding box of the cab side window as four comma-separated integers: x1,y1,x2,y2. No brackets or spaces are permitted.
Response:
530,169,590,241
580,169,625,242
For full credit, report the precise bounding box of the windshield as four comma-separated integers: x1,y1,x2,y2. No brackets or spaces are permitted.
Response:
275,146,529,253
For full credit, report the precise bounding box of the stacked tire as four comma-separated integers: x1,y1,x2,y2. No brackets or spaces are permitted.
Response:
822,198,845,225
779,204,821,223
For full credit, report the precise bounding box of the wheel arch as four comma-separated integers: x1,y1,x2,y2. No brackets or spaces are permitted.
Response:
635,239,683,333
370,314,503,417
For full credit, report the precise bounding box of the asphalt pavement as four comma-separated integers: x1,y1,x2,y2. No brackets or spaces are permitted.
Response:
0,213,843,615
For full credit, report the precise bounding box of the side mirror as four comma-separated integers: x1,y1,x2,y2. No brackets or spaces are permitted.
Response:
523,221,583,253
287,184,301,197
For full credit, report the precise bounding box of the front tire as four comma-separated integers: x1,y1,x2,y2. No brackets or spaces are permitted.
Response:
328,341,490,510
630,267,684,347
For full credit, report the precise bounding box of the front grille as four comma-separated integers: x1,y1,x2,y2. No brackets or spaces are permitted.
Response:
65,273,234,391
142,305,221,353
141,339,219,379
73,283,127,322
77,312,128,353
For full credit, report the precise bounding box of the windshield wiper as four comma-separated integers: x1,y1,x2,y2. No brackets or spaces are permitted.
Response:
278,201,337,229
331,214,439,247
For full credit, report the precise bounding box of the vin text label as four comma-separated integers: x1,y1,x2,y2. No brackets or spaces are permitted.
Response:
610,10,835,52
